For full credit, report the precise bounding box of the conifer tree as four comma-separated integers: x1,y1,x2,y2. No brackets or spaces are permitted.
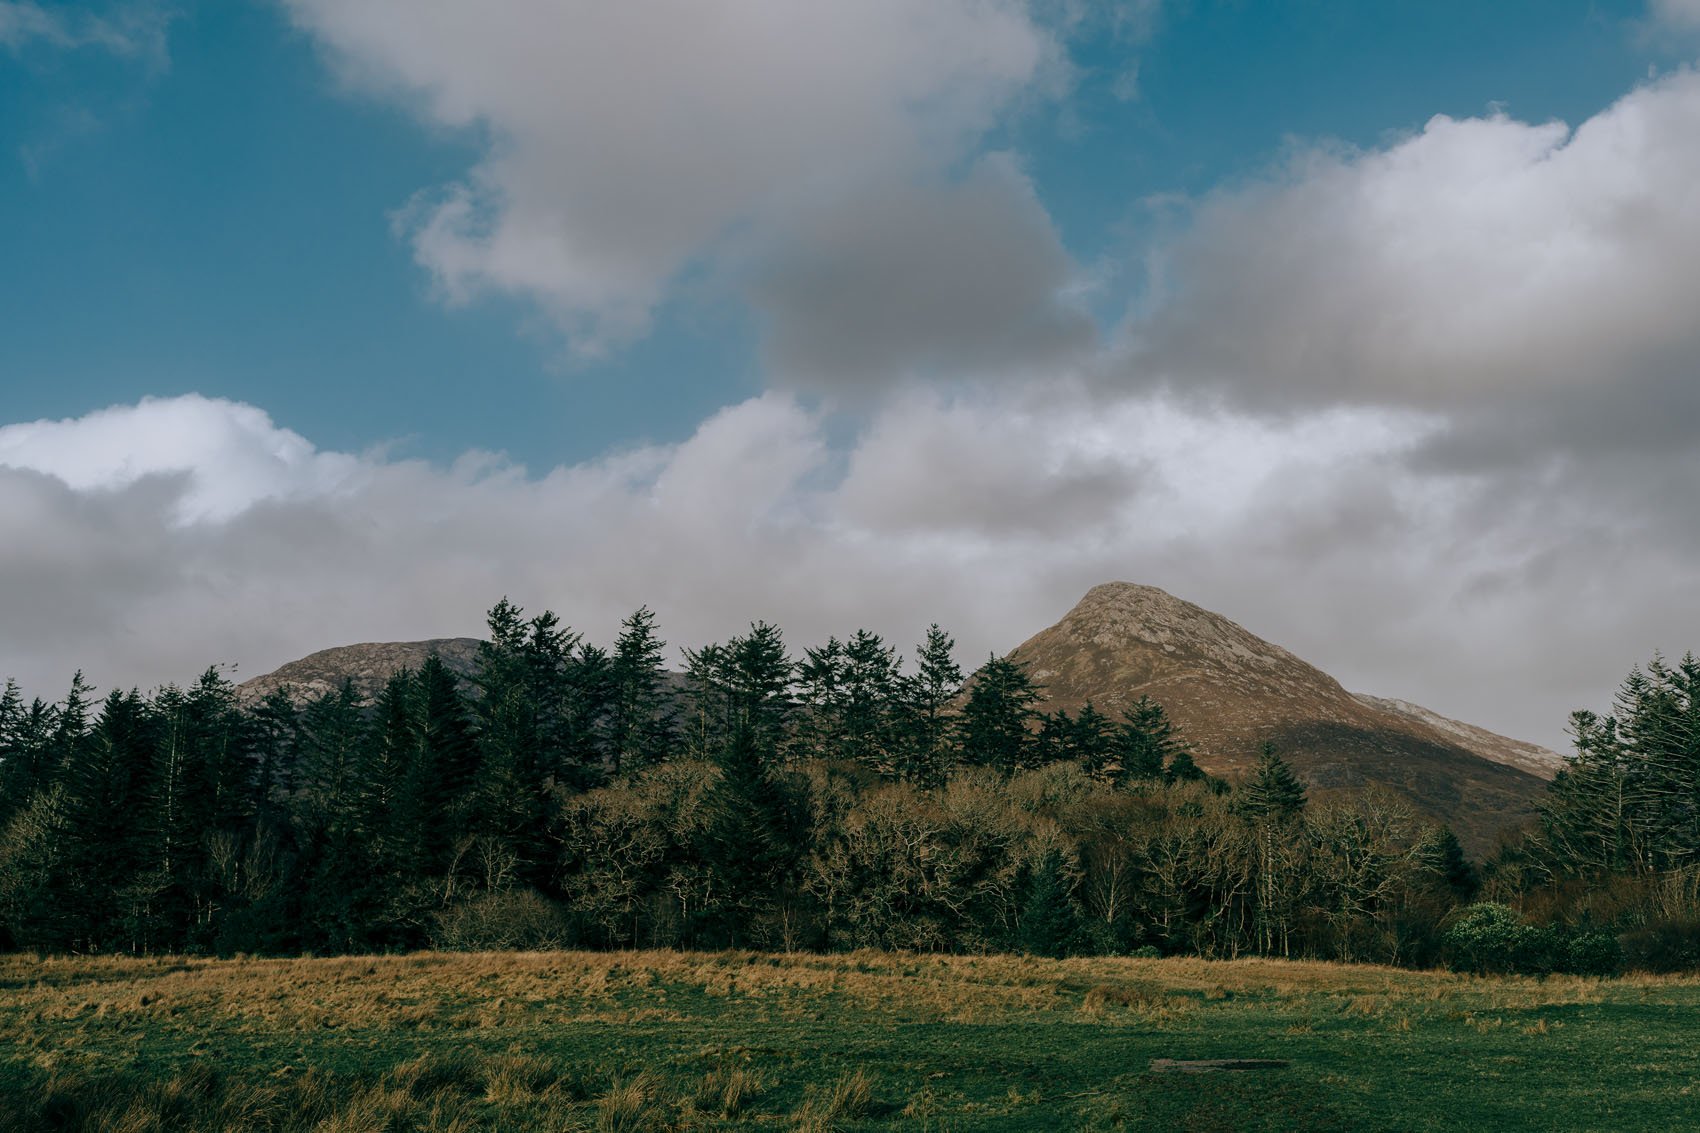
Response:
605,606,675,774
244,688,298,830
294,680,367,838
1033,710,1074,768
55,689,156,950
959,655,1041,778
1071,703,1115,778
897,625,963,786
840,630,901,776
0,679,45,824
1234,740,1307,822
1017,845,1083,958
683,622,793,766
416,653,477,857
1233,740,1306,956
1115,696,1181,784
469,601,564,872
1162,747,1206,785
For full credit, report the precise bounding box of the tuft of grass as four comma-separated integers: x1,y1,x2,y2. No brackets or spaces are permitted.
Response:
794,1067,875,1131
595,1070,664,1133
695,1065,766,1118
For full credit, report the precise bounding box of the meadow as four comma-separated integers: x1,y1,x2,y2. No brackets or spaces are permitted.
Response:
2,949,1696,1132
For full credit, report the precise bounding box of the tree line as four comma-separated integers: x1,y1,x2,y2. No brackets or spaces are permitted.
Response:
0,599,1694,971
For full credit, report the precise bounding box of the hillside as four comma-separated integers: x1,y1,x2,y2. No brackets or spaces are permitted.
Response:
235,637,483,705
1008,582,1560,852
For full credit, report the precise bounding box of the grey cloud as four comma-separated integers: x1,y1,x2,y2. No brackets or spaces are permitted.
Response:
7,390,1699,755
287,0,1064,363
749,157,1095,393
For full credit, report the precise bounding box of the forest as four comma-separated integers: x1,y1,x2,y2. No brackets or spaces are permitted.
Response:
2,599,1697,974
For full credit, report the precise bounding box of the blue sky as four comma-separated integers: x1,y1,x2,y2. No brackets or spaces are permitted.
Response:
1,0,1661,465
3,0,1700,750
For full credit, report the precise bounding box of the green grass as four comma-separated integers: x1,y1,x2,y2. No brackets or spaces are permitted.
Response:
1,949,1696,1130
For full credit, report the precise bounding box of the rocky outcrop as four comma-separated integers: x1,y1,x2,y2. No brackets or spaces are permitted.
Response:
235,638,483,705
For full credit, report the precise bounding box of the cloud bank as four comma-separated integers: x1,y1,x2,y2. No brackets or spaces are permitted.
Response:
6,387,1694,753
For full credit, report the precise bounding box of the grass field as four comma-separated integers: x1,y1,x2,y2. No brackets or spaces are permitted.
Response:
2,949,1697,1131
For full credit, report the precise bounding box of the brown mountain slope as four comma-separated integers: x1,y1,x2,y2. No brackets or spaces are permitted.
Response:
235,638,483,705
1007,582,1557,854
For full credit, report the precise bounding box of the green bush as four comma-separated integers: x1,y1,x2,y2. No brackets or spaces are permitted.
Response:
1563,930,1623,976
1442,904,1556,975
1443,903,1625,976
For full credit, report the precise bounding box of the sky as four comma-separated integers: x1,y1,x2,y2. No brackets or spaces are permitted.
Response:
3,0,1700,752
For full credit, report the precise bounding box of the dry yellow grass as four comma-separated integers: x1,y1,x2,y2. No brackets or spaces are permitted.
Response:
5,949,1700,1131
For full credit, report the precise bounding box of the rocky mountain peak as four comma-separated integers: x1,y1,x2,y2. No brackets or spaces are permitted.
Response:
1013,581,1562,854
1055,582,1346,691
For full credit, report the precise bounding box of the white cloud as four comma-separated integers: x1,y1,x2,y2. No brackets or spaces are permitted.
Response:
286,0,1069,368
0,396,362,524
1651,0,1700,31
1133,68,1700,422
8,391,1695,753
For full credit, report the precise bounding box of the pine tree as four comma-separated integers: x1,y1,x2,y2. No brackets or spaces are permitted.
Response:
1033,710,1075,768
1536,654,1700,875
683,623,793,767
0,679,46,824
468,601,559,871
1071,703,1115,778
1233,740,1307,822
700,720,803,947
958,656,1041,778
605,606,675,774
136,671,249,950
1017,845,1083,958
897,625,963,786
840,630,901,776
244,688,298,829
1162,747,1206,785
794,636,846,762
569,642,615,783
294,680,367,838
1234,740,1307,956
55,689,156,950
416,653,477,859
1429,826,1480,901
1114,696,1181,784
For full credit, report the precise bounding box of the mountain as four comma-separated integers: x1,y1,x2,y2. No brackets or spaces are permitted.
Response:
1007,582,1562,853
235,638,483,705
236,583,1562,853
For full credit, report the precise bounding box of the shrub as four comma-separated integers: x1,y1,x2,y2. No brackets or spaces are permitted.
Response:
1443,903,1628,976
432,890,574,951
1563,930,1623,977
1442,903,1556,975
1620,918,1700,973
